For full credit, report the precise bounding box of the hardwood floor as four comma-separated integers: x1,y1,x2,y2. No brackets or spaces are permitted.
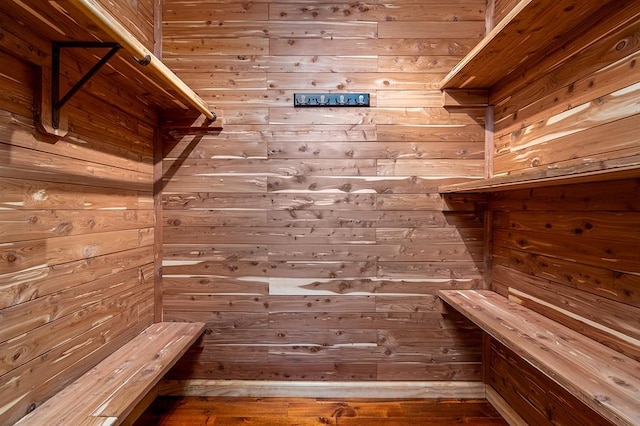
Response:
134,397,509,425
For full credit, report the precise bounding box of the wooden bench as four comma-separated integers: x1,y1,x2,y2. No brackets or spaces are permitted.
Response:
15,321,206,426
439,290,640,426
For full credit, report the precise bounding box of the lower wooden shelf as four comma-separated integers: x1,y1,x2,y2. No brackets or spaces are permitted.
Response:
439,290,640,426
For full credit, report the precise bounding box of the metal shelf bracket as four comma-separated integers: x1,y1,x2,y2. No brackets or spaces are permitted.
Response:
51,41,121,129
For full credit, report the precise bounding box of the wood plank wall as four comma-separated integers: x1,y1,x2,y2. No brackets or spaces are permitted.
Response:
0,2,157,424
485,3,640,423
490,3,640,177
491,0,521,26
487,338,616,426
161,0,488,383
488,179,640,424
95,0,156,50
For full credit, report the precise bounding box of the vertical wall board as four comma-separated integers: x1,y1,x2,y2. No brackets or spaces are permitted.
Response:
162,0,487,382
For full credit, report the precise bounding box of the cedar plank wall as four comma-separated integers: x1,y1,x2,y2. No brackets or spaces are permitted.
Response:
491,0,521,26
0,1,157,424
162,1,488,382
486,3,640,424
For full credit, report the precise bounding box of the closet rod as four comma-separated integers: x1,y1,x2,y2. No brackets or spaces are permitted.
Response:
58,0,216,121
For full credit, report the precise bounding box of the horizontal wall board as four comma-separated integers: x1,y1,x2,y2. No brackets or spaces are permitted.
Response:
377,159,484,177
164,210,268,227
163,276,270,296
163,311,270,329
158,380,486,399
494,229,640,273
377,124,484,142
163,227,377,245
495,210,640,244
163,193,378,210
267,141,484,159
377,362,482,381
490,180,640,212
164,2,269,21
162,260,378,278
0,143,152,192
0,210,154,243
0,111,153,173
269,107,484,126
165,361,377,381
266,176,476,194
378,261,483,279
267,312,473,331
378,21,484,39
162,175,268,193
0,177,150,211
164,158,377,176
163,55,381,73
269,38,479,56
267,210,481,228
377,56,465,73
163,38,270,56
0,247,152,310
494,113,640,175
0,229,150,274
267,72,444,90
267,277,480,296
164,244,269,262
267,3,486,22
506,250,640,306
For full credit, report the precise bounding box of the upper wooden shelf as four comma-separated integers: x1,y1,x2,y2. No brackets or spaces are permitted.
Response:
439,164,640,193
59,0,218,123
3,0,221,131
440,0,611,90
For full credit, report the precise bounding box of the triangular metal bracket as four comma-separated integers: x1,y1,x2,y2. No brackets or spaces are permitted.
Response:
51,41,121,129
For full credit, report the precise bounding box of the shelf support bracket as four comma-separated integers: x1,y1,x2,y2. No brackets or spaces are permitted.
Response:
52,41,121,129
37,41,120,137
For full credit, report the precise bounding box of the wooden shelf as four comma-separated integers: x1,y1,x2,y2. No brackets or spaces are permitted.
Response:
440,0,611,89
2,0,221,130
439,164,640,193
439,290,640,426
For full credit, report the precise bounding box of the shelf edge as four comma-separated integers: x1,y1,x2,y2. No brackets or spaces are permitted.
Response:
438,165,640,193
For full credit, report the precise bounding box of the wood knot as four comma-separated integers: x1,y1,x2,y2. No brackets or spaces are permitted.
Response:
615,40,628,51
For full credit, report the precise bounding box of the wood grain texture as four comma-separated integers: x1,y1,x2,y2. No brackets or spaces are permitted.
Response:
15,322,206,426
134,395,507,425
441,0,616,89
487,339,614,426
439,290,639,426
490,181,640,364
162,0,487,384
0,25,156,426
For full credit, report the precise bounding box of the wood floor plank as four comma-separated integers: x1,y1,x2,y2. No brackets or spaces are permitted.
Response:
288,400,405,418
135,396,507,425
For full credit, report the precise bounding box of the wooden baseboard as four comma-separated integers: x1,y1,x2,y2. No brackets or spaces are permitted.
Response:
159,380,486,399
486,386,527,426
